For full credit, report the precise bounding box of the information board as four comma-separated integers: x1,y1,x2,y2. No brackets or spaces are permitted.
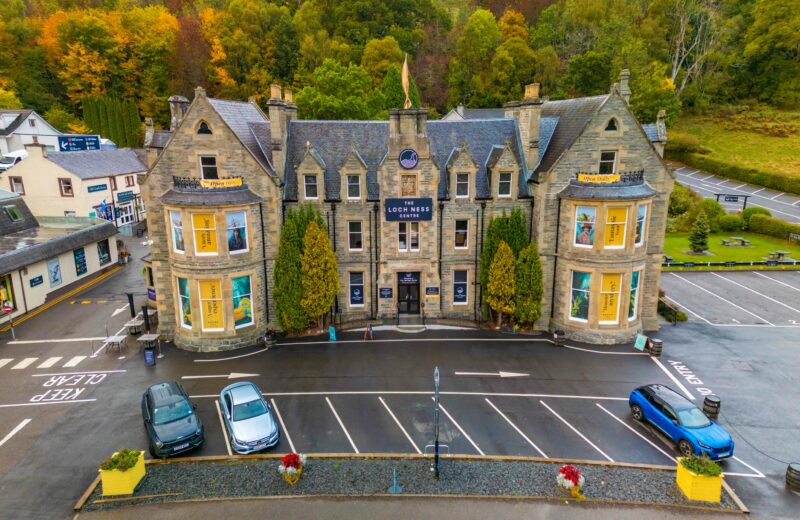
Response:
385,198,433,221
425,286,440,296
29,275,44,288
58,135,101,152
88,184,108,193
73,247,87,276
379,288,393,299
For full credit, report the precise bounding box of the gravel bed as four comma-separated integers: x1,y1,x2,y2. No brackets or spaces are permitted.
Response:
81,458,741,513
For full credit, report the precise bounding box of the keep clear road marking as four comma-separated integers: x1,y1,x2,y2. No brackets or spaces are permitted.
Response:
36,357,62,369
215,399,233,457
0,359,12,369
11,358,38,370
433,397,485,456
650,357,695,401
753,272,800,292
485,398,547,458
63,356,87,368
378,396,421,454
270,398,295,453
670,273,775,326
595,404,676,462
326,397,359,453
0,419,32,448
539,400,614,462
710,272,800,314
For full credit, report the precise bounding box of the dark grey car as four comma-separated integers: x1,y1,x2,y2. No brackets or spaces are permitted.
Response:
142,381,204,458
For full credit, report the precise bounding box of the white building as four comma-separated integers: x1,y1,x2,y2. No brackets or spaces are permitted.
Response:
0,110,63,155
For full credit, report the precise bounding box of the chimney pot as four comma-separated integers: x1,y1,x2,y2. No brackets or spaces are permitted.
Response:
270,84,282,101
32,136,38,144
284,89,294,104
524,83,541,100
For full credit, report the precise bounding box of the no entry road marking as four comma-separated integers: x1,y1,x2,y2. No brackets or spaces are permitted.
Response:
379,396,421,454
326,397,359,453
650,357,695,401
270,398,295,453
0,419,31,448
540,400,613,462
435,398,484,456
485,398,547,458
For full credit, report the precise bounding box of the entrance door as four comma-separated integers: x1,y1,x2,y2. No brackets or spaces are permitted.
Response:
397,272,420,314
118,201,135,225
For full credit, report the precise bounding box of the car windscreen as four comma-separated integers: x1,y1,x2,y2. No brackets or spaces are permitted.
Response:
0,157,15,164
153,400,192,425
233,399,267,422
677,407,711,428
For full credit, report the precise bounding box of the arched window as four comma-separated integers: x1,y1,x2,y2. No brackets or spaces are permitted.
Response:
604,118,618,131
197,121,212,135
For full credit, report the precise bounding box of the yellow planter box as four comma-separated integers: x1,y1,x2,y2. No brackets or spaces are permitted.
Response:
99,451,146,497
676,458,722,502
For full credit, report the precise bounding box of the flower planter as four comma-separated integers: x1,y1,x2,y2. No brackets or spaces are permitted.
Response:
676,458,722,502
99,451,145,497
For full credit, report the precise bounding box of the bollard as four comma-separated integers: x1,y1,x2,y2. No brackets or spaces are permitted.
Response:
328,326,336,341
553,330,565,347
786,463,800,492
387,468,403,494
702,395,721,421
648,338,663,357
126,293,136,318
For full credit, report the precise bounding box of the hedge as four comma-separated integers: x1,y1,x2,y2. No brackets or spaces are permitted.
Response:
667,150,800,196
748,214,800,240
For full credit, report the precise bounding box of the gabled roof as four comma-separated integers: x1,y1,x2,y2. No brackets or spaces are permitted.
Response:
47,149,147,180
207,98,275,176
0,110,33,136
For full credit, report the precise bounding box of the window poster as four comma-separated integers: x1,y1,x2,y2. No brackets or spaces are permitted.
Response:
178,277,191,328
199,280,224,330
192,213,217,254
605,208,627,248
0,274,15,313
570,271,591,321
599,273,621,323
232,275,253,328
74,247,87,276
48,258,62,288
170,211,184,252
226,211,248,253
574,207,596,246
629,271,641,320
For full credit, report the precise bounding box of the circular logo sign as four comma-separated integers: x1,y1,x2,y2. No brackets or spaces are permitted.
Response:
399,149,418,169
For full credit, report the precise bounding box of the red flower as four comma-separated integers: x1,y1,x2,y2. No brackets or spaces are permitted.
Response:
559,464,582,486
282,453,302,469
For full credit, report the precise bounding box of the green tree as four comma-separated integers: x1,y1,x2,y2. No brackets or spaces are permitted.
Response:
490,37,536,104
689,210,710,253
480,207,527,297
296,59,384,120
126,99,142,147
563,51,612,97
43,105,78,132
0,87,22,109
486,241,516,326
361,36,404,87
532,45,562,96
514,241,543,327
630,62,682,126
301,220,340,329
449,8,501,106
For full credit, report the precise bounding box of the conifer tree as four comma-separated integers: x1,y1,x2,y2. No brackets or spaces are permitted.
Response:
514,241,543,326
126,100,142,147
508,206,527,256
689,210,710,253
98,97,111,139
486,241,516,327
301,220,340,330
112,98,126,146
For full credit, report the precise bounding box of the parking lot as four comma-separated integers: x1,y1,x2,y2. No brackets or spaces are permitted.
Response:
661,270,800,327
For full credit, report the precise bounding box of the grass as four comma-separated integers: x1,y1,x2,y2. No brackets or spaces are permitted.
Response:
663,231,800,263
670,110,800,181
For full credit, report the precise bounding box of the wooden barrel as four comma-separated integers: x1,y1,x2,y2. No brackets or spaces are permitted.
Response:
703,395,721,421
787,463,800,492
648,338,663,357
553,330,565,347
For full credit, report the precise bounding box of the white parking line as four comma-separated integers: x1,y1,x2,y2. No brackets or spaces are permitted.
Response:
734,184,746,189
36,357,62,369
270,398,295,453
751,188,764,194
709,273,800,314
434,398,484,456
540,400,613,462
0,419,32,448
63,356,87,367
731,456,765,478
11,358,37,370
326,397,359,453
7,337,105,345
753,272,800,292
770,192,785,200
650,357,696,401
0,359,12,369
669,273,774,325
663,296,713,325
0,399,96,408
595,404,675,462
485,398,547,458
700,175,715,181
716,179,729,186
32,369,125,377
215,399,233,456
674,167,692,173
379,397,421,454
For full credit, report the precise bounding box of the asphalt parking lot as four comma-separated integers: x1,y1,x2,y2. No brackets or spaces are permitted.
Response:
660,270,800,327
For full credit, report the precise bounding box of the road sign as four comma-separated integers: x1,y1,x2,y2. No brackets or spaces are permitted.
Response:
3,303,12,313
723,195,739,203
117,191,135,202
58,135,101,152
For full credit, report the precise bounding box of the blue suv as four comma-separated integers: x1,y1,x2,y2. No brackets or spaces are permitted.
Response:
629,384,733,460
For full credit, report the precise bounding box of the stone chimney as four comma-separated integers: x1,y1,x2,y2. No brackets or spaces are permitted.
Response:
143,117,154,147
267,84,288,176
619,69,631,104
517,83,543,170
654,109,667,157
24,140,48,158
456,104,465,119
169,94,190,131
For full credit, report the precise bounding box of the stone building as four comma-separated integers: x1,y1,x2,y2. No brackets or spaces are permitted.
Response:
141,71,673,351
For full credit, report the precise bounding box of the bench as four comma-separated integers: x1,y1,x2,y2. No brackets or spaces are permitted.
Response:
740,239,751,246
663,255,673,263
721,239,732,246
768,252,779,260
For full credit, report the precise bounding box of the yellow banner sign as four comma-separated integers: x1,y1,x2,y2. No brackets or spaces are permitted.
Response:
200,178,242,189
577,173,621,184
192,214,218,254
199,280,224,329
599,273,620,322
604,207,627,247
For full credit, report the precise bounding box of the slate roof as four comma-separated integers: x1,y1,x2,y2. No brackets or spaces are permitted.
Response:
207,98,275,176
160,188,263,206
641,122,666,142
47,149,147,180
151,131,172,149
0,110,33,136
463,108,507,119
0,190,38,235
558,182,658,200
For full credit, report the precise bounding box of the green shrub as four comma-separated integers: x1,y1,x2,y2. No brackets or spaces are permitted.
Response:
665,133,711,155
748,214,800,240
696,199,725,232
657,299,687,322
680,454,722,477
668,182,702,217
100,449,141,471
719,214,743,232
741,207,771,229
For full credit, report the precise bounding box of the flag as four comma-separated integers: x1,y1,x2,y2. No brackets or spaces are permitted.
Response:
402,54,412,109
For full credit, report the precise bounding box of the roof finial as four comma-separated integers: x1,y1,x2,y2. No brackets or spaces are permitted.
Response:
402,54,412,110
305,140,311,152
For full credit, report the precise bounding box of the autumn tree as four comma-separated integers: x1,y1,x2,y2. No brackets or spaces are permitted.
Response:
43,106,78,132
301,220,340,330
486,241,516,327
361,36,404,87
514,241,544,327
499,9,528,41
0,87,22,109
490,37,536,104
449,9,501,107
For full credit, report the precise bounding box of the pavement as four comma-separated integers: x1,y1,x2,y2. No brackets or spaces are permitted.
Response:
670,163,800,223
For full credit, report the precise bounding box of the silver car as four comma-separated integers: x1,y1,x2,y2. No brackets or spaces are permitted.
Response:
219,381,279,454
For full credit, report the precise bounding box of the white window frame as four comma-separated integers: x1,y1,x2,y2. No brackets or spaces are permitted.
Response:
347,175,361,200
605,207,627,250
628,270,642,322
304,175,318,200
170,210,184,254
9,176,24,195
599,273,621,325
569,271,591,323
455,173,469,198
409,222,420,251
199,156,218,180
574,206,596,248
454,220,468,249
599,150,617,174
233,275,254,329
226,211,249,255
198,280,224,332
635,205,647,247
192,213,217,256
498,172,512,197
398,222,419,252
398,222,408,252
348,221,363,251
453,270,468,306
349,271,364,307
177,277,191,330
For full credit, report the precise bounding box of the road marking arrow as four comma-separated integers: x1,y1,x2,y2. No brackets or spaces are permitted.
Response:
454,371,529,378
112,304,128,317
181,373,259,380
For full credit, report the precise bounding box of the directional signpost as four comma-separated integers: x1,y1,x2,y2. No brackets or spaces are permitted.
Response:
714,193,750,211
58,135,101,152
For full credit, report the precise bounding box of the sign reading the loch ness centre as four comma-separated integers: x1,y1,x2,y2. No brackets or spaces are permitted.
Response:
385,198,433,221
399,149,418,169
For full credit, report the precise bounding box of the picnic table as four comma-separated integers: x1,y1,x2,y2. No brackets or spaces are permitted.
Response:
772,250,791,260
137,333,160,352
104,334,128,353
125,318,144,335
730,237,751,246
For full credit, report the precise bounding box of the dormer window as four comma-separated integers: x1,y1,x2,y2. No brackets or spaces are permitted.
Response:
197,121,212,135
304,175,318,199
455,173,469,198
498,172,512,197
347,175,360,199
605,118,618,131
200,156,218,179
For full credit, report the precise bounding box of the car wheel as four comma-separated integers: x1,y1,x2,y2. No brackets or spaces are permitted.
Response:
631,404,644,421
678,439,695,458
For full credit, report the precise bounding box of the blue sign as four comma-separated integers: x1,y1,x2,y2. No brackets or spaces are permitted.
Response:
350,286,364,306
379,288,393,299
398,272,419,285
148,288,156,301
29,275,44,288
399,148,418,169
385,198,433,221
88,184,107,193
74,247,87,276
425,286,439,296
58,135,101,152
117,191,135,202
